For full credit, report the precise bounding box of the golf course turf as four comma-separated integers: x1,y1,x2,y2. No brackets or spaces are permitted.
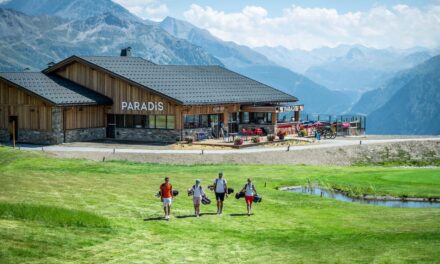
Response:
0,146,439,263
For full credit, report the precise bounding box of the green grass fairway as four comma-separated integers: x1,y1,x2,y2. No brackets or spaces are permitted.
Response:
0,146,439,263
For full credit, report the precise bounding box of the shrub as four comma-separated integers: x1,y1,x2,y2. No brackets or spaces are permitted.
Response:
234,137,244,145
251,136,260,143
277,130,287,140
267,134,275,141
184,137,193,144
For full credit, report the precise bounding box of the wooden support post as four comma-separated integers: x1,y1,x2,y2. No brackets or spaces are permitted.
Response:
12,120,15,149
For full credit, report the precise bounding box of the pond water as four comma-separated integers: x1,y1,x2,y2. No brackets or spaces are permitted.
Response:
287,186,440,208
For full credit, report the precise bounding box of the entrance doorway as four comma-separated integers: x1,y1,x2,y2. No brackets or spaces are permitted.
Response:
106,114,116,138
8,116,18,141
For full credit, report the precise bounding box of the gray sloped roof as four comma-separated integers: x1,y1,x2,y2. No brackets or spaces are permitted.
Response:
0,72,112,106
75,56,297,105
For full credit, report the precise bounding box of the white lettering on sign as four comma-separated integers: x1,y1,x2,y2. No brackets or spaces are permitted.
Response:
213,106,225,112
121,101,165,112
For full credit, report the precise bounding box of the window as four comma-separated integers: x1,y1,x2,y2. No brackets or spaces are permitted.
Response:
200,115,209,127
241,112,249,124
167,116,175,129
156,115,167,129
134,115,146,128
125,115,134,128
115,115,124,128
149,115,156,128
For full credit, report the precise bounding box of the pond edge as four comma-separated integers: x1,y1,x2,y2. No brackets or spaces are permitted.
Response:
278,186,440,203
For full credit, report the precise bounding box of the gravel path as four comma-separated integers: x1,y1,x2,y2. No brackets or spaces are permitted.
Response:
12,136,439,165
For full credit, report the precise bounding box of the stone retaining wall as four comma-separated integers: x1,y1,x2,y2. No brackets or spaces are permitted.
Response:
65,128,106,142
17,129,60,145
115,128,180,143
0,128,9,142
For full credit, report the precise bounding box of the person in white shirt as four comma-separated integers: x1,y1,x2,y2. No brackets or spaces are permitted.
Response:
213,172,228,215
240,178,257,216
191,179,205,217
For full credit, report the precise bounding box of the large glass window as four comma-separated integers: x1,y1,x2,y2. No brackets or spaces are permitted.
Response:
113,114,175,129
241,112,250,124
115,115,125,128
149,115,155,128
125,115,135,128
184,114,222,129
155,115,167,129
167,116,175,129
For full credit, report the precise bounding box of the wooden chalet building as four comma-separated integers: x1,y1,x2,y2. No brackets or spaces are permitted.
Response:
0,50,298,144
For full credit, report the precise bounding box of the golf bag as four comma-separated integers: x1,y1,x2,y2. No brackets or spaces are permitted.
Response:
235,191,245,199
201,195,211,205
253,194,262,203
227,188,234,194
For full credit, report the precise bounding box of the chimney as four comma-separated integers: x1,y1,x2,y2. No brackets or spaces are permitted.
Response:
120,47,132,57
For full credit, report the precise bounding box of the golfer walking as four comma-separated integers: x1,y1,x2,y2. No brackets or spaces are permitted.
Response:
241,178,257,216
213,172,228,215
160,177,173,220
190,179,205,217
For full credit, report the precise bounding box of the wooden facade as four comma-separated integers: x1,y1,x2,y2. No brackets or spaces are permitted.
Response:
1,55,298,144
54,61,246,130
55,62,179,116
64,106,106,130
0,80,52,131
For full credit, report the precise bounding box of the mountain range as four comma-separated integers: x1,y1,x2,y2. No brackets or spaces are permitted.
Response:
256,45,435,94
158,16,353,114
0,0,439,134
0,2,222,71
0,0,353,114
352,55,440,134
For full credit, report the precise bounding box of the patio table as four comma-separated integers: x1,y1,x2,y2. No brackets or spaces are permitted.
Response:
228,132,239,142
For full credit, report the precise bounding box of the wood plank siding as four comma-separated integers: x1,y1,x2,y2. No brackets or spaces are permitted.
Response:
54,61,243,129
0,80,52,131
55,62,179,116
64,106,106,130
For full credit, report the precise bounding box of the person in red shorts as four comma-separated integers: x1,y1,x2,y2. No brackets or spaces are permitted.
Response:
240,178,257,216
159,177,173,220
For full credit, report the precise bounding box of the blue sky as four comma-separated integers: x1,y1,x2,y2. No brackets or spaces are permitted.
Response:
150,0,435,19
113,0,440,50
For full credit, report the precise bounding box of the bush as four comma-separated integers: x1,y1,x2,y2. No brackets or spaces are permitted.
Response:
267,134,275,141
277,130,287,140
184,137,193,144
251,136,260,143
234,137,244,145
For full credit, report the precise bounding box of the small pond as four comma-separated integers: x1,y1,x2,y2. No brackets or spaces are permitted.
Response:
287,186,440,208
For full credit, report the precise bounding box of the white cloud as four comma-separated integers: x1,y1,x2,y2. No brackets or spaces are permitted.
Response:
112,0,169,21
184,4,440,50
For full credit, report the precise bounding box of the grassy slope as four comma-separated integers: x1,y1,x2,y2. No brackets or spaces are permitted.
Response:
0,146,439,263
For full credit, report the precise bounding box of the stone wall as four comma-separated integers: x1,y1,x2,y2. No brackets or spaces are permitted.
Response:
115,128,180,143
0,128,9,142
16,129,59,145
65,128,106,143
51,107,64,144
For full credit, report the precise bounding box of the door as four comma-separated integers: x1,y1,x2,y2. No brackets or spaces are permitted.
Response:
106,114,116,138
8,116,18,141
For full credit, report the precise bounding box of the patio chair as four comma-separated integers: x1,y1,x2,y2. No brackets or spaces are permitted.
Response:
241,128,248,141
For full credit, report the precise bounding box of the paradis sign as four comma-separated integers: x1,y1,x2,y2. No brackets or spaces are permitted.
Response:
121,101,164,111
